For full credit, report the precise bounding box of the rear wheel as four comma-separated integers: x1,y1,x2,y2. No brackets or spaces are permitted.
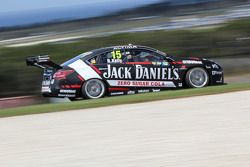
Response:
185,67,209,88
82,79,106,99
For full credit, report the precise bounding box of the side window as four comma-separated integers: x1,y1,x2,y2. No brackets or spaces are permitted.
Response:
86,49,170,64
86,50,125,65
87,55,98,65
124,49,168,63
99,50,125,64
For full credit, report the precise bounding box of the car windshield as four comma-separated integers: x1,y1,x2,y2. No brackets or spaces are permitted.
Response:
61,51,93,66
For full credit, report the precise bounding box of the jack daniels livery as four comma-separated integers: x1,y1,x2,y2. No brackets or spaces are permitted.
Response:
26,44,224,100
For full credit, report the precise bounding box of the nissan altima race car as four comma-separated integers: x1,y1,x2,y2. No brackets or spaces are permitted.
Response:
26,44,224,100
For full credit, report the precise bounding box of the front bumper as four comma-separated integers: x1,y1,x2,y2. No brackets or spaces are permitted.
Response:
210,70,224,85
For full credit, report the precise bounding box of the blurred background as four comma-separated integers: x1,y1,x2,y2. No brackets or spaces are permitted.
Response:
0,0,250,108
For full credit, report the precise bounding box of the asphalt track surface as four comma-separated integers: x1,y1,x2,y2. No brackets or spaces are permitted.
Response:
0,91,250,167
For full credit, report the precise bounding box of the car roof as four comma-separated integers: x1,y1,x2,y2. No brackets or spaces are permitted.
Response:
72,44,168,64
89,44,159,55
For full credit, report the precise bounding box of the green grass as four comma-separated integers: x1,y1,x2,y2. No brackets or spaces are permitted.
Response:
0,83,250,118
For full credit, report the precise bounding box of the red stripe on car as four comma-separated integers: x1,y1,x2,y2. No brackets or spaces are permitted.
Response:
61,85,81,89
126,62,152,65
90,65,102,75
171,61,183,65
70,85,81,89
77,75,84,81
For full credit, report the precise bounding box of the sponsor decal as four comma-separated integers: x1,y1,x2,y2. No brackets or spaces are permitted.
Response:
152,62,162,66
152,62,169,66
138,90,150,93
59,89,76,93
205,66,211,69
58,94,76,97
103,64,179,80
182,60,202,64
37,55,50,62
103,65,132,79
113,45,137,50
212,71,223,75
127,90,136,95
45,69,53,73
212,64,219,69
42,81,51,86
107,59,122,63
110,92,124,96
107,80,176,88
136,65,179,80
162,62,169,66
178,83,183,87
152,89,160,92
41,86,51,93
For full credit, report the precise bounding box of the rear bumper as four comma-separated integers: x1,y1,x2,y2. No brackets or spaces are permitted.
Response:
41,80,82,98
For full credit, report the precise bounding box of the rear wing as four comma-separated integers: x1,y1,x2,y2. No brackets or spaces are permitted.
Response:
26,55,62,69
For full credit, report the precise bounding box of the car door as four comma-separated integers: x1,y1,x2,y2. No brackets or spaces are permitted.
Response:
125,49,180,91
87,48,137,95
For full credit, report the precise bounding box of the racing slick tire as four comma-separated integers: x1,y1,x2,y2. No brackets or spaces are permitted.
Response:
82,79,106,99
185,67,209,88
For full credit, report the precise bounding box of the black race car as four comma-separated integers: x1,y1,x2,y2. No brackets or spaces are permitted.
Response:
26,44,224,100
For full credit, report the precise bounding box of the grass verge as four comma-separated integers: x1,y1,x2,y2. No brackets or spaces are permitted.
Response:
0,83,250,118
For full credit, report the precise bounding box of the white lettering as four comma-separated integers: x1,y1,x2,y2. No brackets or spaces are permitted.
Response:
182,60,202,64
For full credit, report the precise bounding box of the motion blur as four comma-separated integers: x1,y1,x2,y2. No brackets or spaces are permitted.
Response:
0,0,250,107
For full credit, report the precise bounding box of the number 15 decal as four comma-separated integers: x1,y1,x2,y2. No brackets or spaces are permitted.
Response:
111,50,122,59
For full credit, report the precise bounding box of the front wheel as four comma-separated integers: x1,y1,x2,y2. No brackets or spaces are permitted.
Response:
82,79,106,99
185,67,209,88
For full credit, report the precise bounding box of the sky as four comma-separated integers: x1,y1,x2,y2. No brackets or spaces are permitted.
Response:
0,0,161,27
0,0,215,27
0,0,161,13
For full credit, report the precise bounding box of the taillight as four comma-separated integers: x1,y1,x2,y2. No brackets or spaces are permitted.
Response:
53,70,74,80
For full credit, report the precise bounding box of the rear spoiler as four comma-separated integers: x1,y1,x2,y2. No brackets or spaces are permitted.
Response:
26,55,62,69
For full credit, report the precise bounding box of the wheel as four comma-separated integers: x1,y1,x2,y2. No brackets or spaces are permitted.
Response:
185,67,209,88
82,79,106,99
